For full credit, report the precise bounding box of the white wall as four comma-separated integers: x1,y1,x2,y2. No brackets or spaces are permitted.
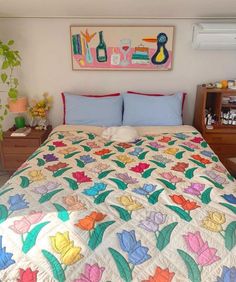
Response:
0,18,236,129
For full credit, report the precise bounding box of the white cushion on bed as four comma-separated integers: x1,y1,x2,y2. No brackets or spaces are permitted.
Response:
101,126,139,142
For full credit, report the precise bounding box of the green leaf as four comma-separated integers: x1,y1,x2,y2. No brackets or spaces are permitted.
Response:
22,221,50,253
2,60,9,69
175,151,185,159
63,177,78,190
201,141,208,148
12,166,31,177
39,189,63,204
201,187,212,204
53,167,71,177
146,145,158,152
224,221,236,251
109,178,127,190
53,203,69,222
138,151,148,160
0,205,8,223
58,134,64,139
150,160,166,168
64,151,79,159
42,250,65,282
37,158,45,167
101,153,115,159
81,145,91,152
94,190,113,204
88,220,115,250
114,146,125,152
148,189,164,204
76,159,85,168
168,140,177,145
189,159,206,168
87,133,95,140
1,73,7,83
211,156,219,162
156,222,178,251
136,140,145,146
28,150,42,160
48,145,55,151
146,136,154,140
179,145,194,152
110,205,131,221
7,40,14,45
157,178,176,190
220,203,236,214
185,167,198,179
104,141,114,146
72,139,85,145
0,188,13,197
109,248,132,282
142,168,155,178
8,88,17,98
166,205,192,222
98,169,115,179
200,176,224,189
177,249,201,282
20,176,30,188
227,173,235,182
112,160,125,168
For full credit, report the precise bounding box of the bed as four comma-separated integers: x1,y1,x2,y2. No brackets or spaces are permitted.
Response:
0,124,235,282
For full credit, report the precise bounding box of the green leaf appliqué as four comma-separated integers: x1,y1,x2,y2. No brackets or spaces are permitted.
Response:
109,178,127,190
166,205,192,222
39,189,64,204
63,177,78,190
110,205,131,221
20,176,30,188
156,222,178,251
53,203,69,222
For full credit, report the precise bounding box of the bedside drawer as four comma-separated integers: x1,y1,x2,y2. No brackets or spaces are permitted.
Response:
3,154,28,170
205,134,236,144
2,139,39,154
210,144,236,157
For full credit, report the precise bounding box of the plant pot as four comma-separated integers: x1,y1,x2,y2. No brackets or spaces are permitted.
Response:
8,96,28,113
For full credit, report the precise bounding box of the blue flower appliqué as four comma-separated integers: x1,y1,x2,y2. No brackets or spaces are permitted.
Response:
129,147,143,157
117,230,151,265
83,182,107,196
222,194,236,205
80,155,95,164
200,150,214,158
217,266,236,282
8,194,29,212
0,236,15,270
133,184,156,196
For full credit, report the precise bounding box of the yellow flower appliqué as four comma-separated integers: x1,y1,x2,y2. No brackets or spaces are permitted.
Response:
50,231,83,265
117,155,134,164
58,147,77,155
117,195,143,211
164,148,179,155
28,170,45,182
202,211,226,232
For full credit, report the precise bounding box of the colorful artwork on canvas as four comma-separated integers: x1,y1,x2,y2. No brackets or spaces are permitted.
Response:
70,26,174,70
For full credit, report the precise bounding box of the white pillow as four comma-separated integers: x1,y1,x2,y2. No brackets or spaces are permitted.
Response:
101,126,139,142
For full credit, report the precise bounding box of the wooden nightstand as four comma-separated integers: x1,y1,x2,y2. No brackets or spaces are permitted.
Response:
0,126,52,175
193,85,236,169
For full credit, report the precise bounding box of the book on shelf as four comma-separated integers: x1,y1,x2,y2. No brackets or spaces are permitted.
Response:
11,127,31,137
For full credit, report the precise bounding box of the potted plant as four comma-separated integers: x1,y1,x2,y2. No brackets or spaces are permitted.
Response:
0,39,22,138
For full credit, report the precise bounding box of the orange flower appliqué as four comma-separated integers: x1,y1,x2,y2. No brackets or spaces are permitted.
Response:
75,211,106,231
143,266,175,282
170,194,200,211
94,149,111,156
191,154,211,165
46,162,68,172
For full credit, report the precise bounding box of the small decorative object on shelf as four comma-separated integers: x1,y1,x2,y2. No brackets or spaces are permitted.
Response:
203,78,236,90
28,92,52,130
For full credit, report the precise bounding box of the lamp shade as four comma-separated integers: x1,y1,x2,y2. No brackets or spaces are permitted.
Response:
8,96,28,113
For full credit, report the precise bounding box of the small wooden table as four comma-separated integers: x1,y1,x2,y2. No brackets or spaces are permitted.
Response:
0,126,52,175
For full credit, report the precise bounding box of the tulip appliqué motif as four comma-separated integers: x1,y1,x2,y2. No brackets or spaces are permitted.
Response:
42,231,83,281
0,235,15,270
18,170,46,188
9,211,49,254
142,266,175,282
202,211,236,251
17,267,38,282
139,212,178,251
32,181,63,204
133,184,164,205
178,231,221,282
109,230,151,281
75,211,115,250
74,263,105,282
83,182,113,205
110,195,143,221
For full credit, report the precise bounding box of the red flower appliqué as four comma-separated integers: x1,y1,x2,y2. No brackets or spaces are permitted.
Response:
72,171,92,183
130,162,150,173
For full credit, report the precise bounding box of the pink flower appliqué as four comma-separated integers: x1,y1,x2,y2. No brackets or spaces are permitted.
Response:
160,172,183,184
74,263,105,282
183,231,220,266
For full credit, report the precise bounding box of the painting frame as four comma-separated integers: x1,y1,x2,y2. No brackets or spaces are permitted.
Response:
70,25,175,71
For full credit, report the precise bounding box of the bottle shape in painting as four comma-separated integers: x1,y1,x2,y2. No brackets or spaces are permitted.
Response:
96,31,107,62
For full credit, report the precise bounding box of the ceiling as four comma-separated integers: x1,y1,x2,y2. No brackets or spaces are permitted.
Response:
0,0,236,18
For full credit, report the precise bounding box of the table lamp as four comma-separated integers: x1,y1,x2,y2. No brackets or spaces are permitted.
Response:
8,96,28,128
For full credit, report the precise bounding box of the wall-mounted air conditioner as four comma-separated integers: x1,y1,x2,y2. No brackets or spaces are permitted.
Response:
192,23,236,49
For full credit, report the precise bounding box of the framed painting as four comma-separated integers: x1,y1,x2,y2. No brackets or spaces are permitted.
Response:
70,26,174,71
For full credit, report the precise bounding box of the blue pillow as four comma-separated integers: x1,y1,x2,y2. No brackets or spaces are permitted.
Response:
62,93,123,126
123,92,183,126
